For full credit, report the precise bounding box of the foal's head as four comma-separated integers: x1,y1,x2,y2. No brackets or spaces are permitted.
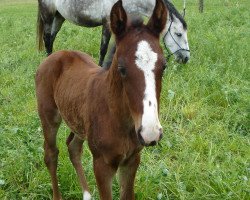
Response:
110,0,167,146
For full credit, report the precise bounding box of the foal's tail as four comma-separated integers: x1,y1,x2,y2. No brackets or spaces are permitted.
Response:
36,4,44,51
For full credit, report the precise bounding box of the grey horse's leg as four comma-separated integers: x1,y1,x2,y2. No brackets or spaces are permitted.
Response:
38,0,54,56
39,3,64,56
43,23,53,56
102,43,116,69
99,22,111,66
49,12,65,53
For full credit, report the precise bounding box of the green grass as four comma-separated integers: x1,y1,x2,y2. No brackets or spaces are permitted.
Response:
0,0,249,199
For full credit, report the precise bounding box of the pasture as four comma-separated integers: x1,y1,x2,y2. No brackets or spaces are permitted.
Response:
0,0,249,199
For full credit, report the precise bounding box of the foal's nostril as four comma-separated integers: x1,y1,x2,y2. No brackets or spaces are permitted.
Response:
137,127,145,146
159,133,163,140
149,141,157,146
159,128,163,140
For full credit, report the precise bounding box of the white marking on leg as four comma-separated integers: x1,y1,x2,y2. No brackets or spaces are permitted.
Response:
135,40,162,143
83,191,91,200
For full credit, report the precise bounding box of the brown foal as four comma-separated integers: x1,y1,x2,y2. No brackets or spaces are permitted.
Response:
35,0,168,199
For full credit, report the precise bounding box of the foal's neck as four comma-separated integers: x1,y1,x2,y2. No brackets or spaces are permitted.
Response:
106,57,131,123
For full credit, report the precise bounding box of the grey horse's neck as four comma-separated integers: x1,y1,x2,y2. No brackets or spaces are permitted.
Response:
123,0,173,34
102,0,171,28
122,0,155,16
118,0,172,30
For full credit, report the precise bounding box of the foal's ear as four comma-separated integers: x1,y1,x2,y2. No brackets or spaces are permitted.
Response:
147,0,168,36
110,0,127,37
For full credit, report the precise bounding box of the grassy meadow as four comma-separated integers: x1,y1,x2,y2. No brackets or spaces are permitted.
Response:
0,0,249,199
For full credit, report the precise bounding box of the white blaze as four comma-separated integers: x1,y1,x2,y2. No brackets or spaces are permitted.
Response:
135,41,162,143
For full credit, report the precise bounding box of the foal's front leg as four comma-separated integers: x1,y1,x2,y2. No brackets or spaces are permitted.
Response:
119,153,141,200
93,157,118,200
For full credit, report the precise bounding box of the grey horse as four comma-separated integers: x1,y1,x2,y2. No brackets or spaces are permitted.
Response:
37,0,190,65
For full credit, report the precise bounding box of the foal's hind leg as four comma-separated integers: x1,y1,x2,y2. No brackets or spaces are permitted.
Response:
39,105,62,200
67,133,91,199
99,22,111,66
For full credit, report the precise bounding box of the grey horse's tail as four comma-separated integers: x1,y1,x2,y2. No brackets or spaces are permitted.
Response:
36,4,44,51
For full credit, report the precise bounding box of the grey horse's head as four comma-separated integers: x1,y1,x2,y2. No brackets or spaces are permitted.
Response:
162,0,190,64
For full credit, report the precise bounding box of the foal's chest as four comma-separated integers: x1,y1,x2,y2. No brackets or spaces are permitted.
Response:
89,128,142,165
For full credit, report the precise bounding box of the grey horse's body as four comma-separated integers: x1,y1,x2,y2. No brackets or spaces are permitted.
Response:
37,0,190,65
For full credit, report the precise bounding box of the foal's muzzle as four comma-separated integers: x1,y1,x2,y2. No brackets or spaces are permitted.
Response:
137,126,163,146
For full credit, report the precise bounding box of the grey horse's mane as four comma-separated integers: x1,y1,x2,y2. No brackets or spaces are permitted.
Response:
163,0,187,29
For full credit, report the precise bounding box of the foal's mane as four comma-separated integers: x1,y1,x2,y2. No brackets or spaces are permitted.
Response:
163,0,187,29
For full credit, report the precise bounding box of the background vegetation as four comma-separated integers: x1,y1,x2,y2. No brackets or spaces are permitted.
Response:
0,0,249,199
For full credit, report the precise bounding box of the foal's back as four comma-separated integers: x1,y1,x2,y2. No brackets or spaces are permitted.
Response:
36,50,98,80
36,50,100,94
35,50,102,136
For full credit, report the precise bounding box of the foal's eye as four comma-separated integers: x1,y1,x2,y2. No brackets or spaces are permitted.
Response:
118,66,126,77
175,33,182,37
